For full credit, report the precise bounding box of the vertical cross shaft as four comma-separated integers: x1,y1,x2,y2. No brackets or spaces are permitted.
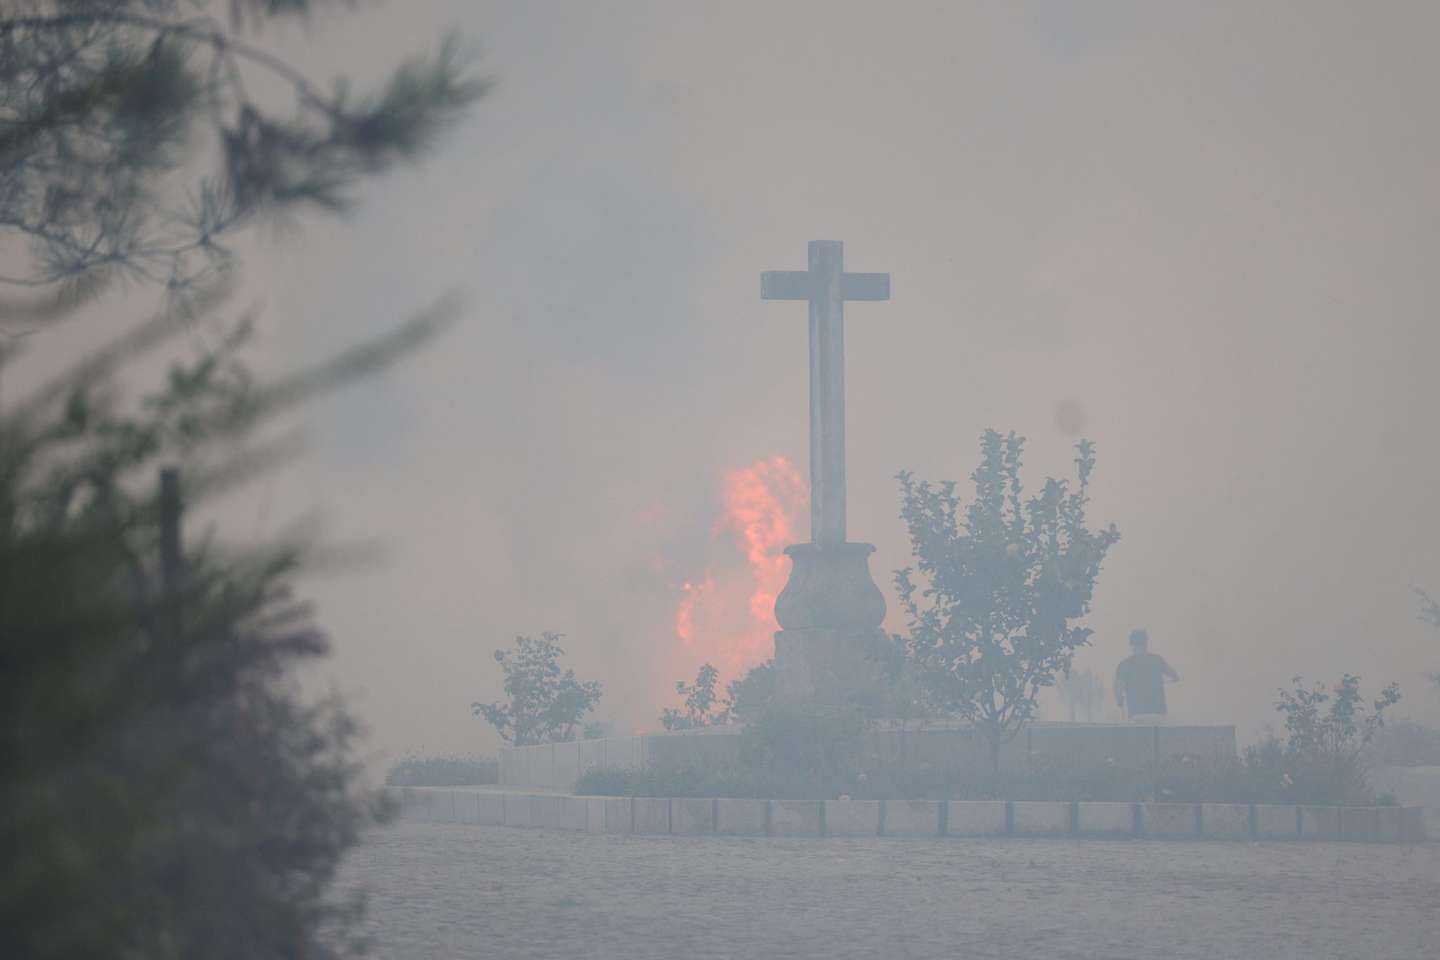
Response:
761,240,890,549
809,241,846,547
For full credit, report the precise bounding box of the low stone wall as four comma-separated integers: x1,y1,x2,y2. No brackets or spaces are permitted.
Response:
498,722,1238,791
497,726,745,791
389,788,1428,843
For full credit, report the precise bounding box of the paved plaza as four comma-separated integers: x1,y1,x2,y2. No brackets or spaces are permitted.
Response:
345,821,1439,960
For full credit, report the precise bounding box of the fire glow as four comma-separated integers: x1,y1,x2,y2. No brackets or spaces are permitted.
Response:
674,456,807,680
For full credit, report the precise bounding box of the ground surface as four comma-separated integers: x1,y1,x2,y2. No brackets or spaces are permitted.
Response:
345,821,1439,960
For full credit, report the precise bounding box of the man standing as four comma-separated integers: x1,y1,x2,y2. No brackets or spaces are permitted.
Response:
1114,629,1180,720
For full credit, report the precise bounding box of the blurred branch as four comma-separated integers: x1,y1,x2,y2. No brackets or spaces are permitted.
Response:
0,3,486,313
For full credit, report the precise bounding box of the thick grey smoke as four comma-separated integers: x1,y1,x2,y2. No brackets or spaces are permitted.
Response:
29,1,1440,760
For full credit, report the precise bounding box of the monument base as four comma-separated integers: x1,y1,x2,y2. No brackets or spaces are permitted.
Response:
774,626,889,709
772,541,889,707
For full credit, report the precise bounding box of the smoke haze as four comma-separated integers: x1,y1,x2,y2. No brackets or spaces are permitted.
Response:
24,1,1440,759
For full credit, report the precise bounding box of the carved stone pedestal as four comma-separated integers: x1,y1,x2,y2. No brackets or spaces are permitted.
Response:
773,543,888,706
773,625,888,706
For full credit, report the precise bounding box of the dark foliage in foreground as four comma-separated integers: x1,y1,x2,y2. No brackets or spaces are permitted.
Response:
0,300,455,959
2,3,481,955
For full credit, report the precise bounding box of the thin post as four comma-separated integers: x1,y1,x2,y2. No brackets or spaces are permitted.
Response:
159,467,182,641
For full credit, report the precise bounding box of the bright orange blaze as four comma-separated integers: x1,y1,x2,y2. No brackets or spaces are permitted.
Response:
674,456,807,680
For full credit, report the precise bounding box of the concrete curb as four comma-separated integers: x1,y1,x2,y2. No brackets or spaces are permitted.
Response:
388,788,1429,843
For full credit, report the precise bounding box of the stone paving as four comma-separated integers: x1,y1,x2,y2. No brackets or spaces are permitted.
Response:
343,820,1440,960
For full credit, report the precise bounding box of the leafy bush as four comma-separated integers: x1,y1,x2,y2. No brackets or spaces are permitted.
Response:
384,754,497,786
658,660,778,730
1267,674,1400,804
661,663,729,730
725,660,778,724
472,633,602,745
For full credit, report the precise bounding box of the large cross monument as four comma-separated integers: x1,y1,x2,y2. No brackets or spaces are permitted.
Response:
762,240,890,703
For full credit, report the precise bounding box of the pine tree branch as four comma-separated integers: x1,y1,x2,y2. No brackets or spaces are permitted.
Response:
2,12,336,117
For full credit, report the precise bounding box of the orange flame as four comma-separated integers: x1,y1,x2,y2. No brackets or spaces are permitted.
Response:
674,456,807,679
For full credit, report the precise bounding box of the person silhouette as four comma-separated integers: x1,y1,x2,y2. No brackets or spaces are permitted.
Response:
1114,629,1179,721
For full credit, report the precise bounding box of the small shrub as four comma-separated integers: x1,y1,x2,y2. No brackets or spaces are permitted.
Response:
1270,674,1400,804
472,633,602,746
725,660,778,724
659,660,778,730
661,663,728,730
573,767,644,796
385,754,498,786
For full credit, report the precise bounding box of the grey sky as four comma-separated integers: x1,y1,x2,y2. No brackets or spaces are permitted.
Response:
29,0,1439,759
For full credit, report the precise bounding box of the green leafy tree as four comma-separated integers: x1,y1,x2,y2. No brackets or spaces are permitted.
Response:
473,633,603,746
895,430,1121,769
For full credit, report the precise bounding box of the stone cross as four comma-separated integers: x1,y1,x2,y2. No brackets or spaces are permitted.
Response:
762,240,889,549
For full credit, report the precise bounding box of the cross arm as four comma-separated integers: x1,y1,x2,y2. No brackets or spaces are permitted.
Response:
841,272,890,301
761,270,892,302
761,270,810,300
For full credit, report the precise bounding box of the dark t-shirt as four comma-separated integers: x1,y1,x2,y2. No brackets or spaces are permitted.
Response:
1116,652,1172,716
